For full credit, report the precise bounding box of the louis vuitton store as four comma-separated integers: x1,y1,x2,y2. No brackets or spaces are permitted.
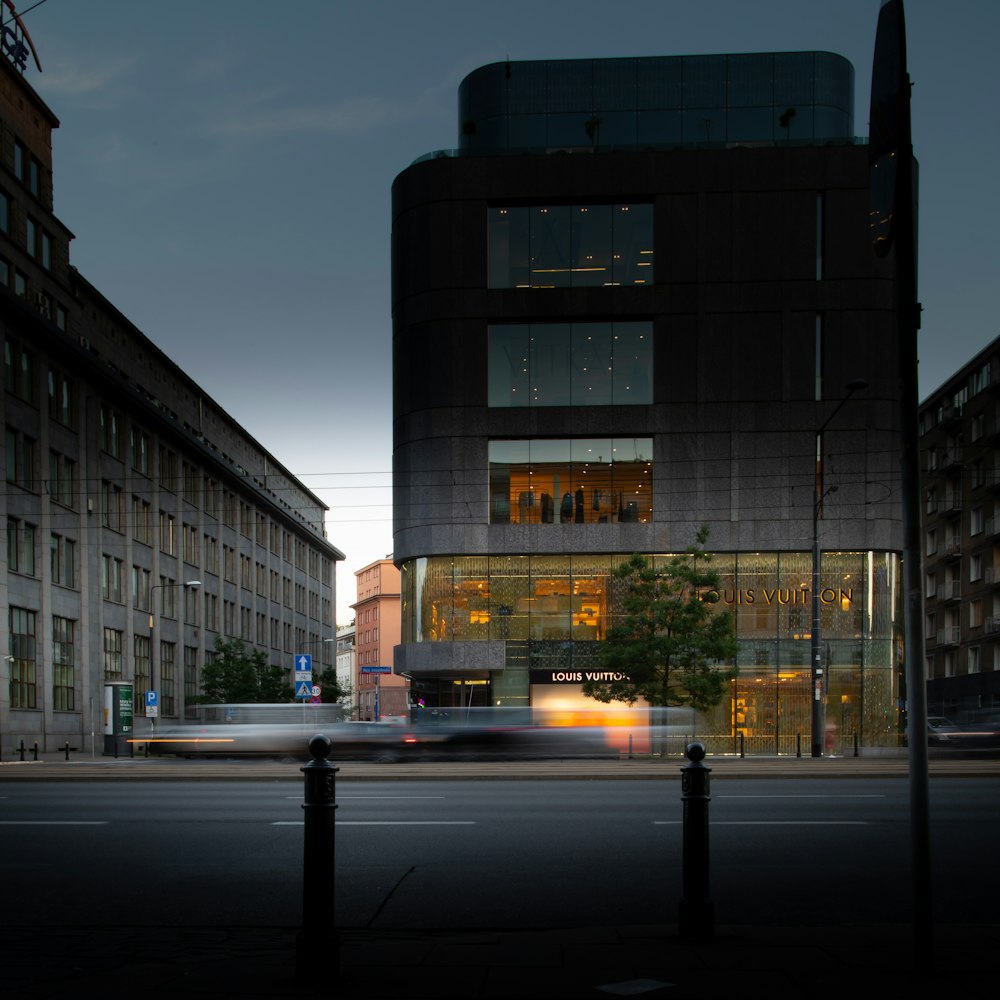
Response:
397,550,902,752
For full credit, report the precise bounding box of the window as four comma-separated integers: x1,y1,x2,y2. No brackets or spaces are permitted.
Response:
182,462,199,506
5,338,35,403
50,534,76,588
102,480,123,531
102,555,123,602
970,599,984,628
184,585,199,625
134,635,150,712
925,529,937,557
6,427,36,489
159,511,175,554
157,576,178,619
160,642,176,716
969,646,981,674
488,438,653,524
972,362,991,395
204,476,219,519
0,188,9,233
47,367,76,428
223,544,236,583
970,554,982,583
972,412,986,442
489,322,652,408
99,405,124,458
240,553,252,588
131,427,150,475
204,534,218,574
53,616,75,710
204,591,218,630
9,606,37,708
971,507,984,535
103,627,123,679
182,523,199,565
159,445,177,491
224,599,236,635
48,451,76,507
132,496,152,545
184,646,199,719
132,565,151,611
488,204,653,288
7,516,35,575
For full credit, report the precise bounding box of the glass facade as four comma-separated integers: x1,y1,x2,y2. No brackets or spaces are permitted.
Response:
400,551,901,747
459,53,855,154
489,438,653,525
489,322,652,408
488,204,653,288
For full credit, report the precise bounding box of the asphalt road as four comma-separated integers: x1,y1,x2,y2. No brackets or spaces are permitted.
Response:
2,777,996,931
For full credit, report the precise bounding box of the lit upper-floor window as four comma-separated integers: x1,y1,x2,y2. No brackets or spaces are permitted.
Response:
489,437,652,525
488,204,653,288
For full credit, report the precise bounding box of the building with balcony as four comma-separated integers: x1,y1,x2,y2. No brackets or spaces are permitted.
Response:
391,52,905,752
920,334,1000,716
1,35,343,755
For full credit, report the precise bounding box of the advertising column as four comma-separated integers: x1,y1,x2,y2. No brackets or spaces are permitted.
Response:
103,681,134,757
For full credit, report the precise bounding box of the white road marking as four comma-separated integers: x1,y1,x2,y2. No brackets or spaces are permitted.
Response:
0,821,108,826
654,820,869,826
273,820,476,826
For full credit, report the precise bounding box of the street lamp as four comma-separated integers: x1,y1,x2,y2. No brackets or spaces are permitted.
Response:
811,379,868,757
148,579,201,729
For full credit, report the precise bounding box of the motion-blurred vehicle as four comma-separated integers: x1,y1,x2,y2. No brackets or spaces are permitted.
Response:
927,716,960,745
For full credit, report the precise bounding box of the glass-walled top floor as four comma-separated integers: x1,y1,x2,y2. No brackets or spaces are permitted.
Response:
457,52,855,154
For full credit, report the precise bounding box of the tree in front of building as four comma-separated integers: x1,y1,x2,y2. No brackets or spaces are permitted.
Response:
198,636,294,704
582,526,737,712
314,666,351,708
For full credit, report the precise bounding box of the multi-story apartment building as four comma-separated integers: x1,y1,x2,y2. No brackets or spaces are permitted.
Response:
920,335,1000,717
335,622,356,715
391,53,905,752
0,28,342,754
352,558,405,719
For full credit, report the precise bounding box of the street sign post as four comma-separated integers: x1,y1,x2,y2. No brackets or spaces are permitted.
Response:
294,653,313,700
360,667,392,720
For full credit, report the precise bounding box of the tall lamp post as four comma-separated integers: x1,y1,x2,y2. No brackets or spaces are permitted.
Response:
148,579,201,730
811,379,868,757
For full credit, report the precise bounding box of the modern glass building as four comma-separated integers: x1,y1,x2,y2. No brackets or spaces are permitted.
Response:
392,54,904,752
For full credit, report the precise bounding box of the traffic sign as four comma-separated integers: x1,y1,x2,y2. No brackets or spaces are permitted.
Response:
294,653,312,673
295,680,314,699
145,690,159,718
361,666,392,674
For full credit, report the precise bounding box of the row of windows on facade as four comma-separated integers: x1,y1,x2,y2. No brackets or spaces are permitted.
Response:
6,526,332,625
926,646,999,680
1,181,55,267
5,451,331,587
919,360,996,435
7,606,331,715
7,337,331,579
926,596,999,636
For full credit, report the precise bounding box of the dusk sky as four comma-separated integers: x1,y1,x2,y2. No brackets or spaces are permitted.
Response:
18,0,1000,623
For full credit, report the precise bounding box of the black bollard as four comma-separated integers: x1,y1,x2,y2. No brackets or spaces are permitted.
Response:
739,731,745,759
679,742,713,940
295,733,339,984
64,741,71,761
33,741,39,761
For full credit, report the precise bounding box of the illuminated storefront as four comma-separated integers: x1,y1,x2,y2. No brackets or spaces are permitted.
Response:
400,551,901,749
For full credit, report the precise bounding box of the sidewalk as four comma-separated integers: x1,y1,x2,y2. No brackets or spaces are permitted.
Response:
3,921,997,999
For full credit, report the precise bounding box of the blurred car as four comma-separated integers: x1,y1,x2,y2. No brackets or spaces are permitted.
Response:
926,716,960,745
